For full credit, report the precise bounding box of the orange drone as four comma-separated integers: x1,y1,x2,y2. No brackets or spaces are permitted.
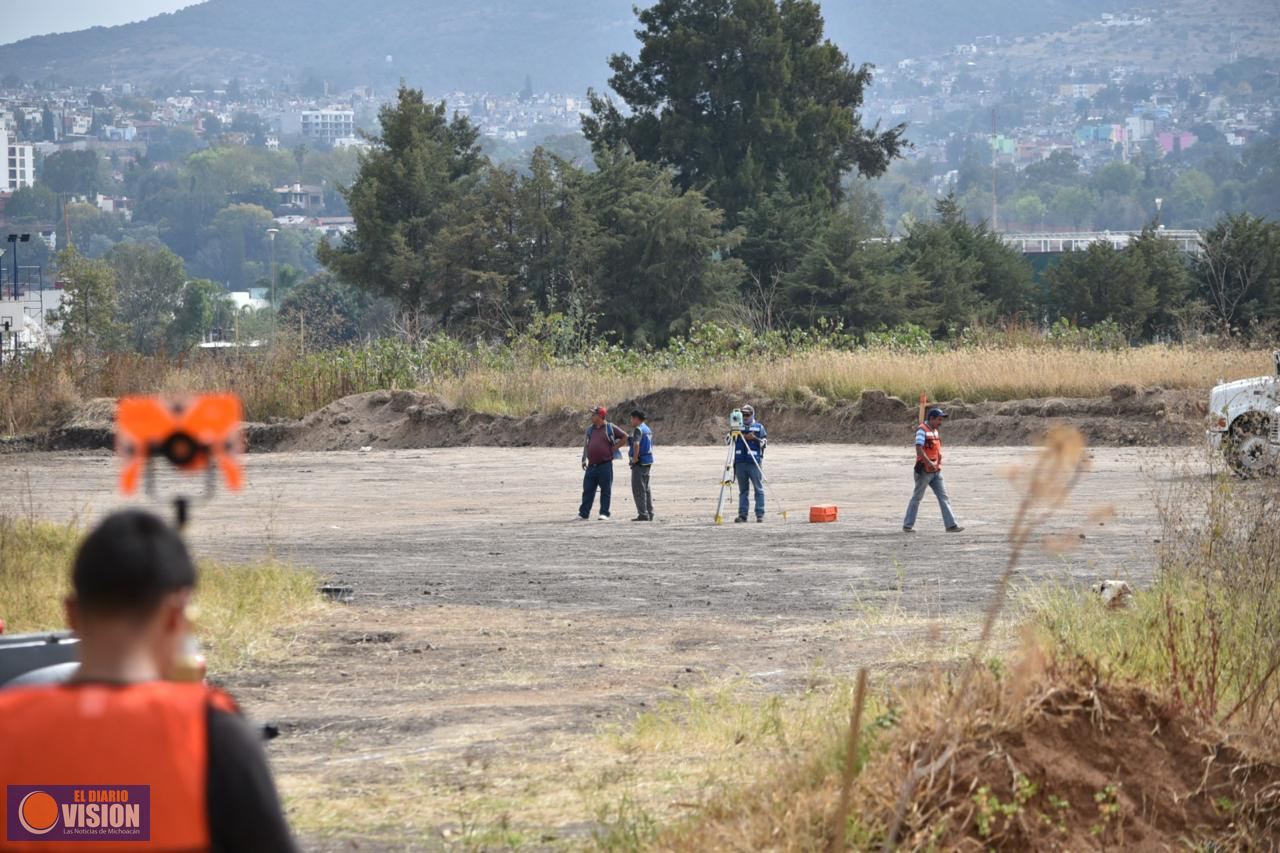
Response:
116,395,245,508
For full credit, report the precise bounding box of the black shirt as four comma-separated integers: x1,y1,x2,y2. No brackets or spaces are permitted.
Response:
207,704,298,852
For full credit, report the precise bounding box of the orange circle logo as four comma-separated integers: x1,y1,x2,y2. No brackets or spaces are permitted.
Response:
18,790,59,835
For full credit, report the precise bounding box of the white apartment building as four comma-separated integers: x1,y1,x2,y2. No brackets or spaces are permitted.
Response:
300,109,355,143
0,130,35,192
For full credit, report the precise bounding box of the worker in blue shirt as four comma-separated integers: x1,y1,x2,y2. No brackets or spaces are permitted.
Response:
734,404,767,522
628,409,655,521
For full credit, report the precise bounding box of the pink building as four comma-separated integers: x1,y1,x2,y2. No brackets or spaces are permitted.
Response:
1157,131,1198,155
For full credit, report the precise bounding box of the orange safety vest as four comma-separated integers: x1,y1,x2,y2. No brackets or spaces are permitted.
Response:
0,680,238,852
917,423,942,468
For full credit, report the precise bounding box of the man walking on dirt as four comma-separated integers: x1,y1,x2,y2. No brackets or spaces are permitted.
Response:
734,404,768,522
903,407,963,533
579,406,629,520
629,409,655,521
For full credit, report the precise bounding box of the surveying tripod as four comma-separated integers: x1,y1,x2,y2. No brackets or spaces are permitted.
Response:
714,430,775,524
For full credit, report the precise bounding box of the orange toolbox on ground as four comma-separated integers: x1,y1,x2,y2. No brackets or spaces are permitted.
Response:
809,505,839,523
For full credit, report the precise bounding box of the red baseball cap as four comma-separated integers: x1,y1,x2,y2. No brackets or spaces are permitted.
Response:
592,406,607,418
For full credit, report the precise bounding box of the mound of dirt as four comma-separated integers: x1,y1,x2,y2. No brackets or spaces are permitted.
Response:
257,384,1208,452
11,384,1210,453
666,663,1278,851
911,680,1280,850
261,389,564,452
25,397,117,451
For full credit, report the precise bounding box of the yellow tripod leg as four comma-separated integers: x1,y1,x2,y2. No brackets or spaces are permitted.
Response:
714,431,740,524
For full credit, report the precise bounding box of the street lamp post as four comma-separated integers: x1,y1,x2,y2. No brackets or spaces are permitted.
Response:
6,234,31,299
1154,197,1164,230
266,227,279,339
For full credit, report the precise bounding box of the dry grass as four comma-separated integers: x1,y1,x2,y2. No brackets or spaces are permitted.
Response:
0,517,326,673
274,612,984,850
434,346,1269,416
1031,469,1280,737
0,516,80,631
660,653,1280,851
0,344,1270,431
277,679,888,851
195,561,328,672
597,433,1280,850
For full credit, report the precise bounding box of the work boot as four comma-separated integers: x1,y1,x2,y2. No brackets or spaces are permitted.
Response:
902,527,914,533
755,516,764,523
946,525,964,533
632,516,647,521
734,516,747,523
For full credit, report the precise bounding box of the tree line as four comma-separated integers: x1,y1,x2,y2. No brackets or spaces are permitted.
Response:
14,0,1280,354
324,88,1280,342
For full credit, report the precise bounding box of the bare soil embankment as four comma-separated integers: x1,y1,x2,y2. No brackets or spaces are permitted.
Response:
16,384,1206,453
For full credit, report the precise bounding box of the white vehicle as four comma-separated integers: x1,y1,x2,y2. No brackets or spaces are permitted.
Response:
1206,351,1280,475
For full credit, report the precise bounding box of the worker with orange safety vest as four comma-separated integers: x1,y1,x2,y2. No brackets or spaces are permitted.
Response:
0,510,296,852
902,407,964,533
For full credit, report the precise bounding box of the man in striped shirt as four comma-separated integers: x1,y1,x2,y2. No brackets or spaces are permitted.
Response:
902,408,963,533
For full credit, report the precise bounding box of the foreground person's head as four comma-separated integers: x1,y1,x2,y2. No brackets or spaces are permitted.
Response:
66,510,197,681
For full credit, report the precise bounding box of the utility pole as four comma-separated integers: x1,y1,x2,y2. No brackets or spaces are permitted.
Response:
990,109,999,231
266,227,279,341
6,234,30,299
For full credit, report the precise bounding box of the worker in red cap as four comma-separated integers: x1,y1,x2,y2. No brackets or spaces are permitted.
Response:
578,406,629,520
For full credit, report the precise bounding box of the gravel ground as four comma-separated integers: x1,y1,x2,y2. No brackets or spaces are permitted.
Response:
1,444,1181,848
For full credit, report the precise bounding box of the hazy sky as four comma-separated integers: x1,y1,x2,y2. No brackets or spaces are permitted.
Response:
2,0,197,45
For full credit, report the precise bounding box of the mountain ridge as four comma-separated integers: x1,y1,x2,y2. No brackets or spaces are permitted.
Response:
0,0,1152,92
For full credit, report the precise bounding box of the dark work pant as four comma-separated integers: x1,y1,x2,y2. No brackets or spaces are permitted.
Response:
631,464,654,519
580,462,614,517
735,460,765,518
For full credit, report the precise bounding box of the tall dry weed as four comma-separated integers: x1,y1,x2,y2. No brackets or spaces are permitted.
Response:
0,344,1270,434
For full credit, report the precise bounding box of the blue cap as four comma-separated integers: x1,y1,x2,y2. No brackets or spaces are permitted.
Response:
927,407,948,419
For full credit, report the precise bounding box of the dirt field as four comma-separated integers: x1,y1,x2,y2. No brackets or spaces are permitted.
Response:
2,445,1184,848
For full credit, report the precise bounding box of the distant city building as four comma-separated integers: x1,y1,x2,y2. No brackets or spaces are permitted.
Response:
1157,131,1198,155
300,109,354,142
94,194,132,220
1125,116,1156,141
0,129,35,192
333,136,370,151
1099,13,1151,27
274,182,325,213
100,125,137,142
1059,83,1107,100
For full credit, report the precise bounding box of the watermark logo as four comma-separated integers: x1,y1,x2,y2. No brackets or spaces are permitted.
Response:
7,786,150,842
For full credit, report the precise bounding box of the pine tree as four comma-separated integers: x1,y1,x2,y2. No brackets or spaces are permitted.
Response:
582,0,903,224
317,85,484,321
